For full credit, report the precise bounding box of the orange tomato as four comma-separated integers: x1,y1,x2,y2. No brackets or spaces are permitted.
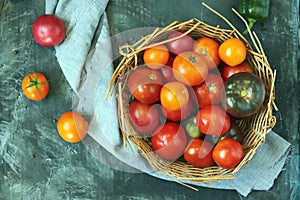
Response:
218,38,247,67
57,111,89,143
193,37,220,70
143,44,169,69
22,72,49,101
172,51,208,86
160,81,189,111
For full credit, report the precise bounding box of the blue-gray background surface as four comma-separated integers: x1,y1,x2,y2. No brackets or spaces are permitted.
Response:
0,0,299,199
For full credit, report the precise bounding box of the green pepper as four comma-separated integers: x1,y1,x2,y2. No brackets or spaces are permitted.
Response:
237,0,270,34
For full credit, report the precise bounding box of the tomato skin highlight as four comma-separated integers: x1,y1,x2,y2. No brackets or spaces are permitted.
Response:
184,139,214,168
173,51,208,86
22,72,49,101
57,111,89,143
151,122,187,160
32,14,66,47
212,138,244,169
196,105,231,136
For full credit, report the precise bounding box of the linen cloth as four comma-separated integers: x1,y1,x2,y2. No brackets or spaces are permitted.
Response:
45,0,291,196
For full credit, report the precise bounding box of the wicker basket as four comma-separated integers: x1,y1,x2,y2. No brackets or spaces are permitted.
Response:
106,3,277,186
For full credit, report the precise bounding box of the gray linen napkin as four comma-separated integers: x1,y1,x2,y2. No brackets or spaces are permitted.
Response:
45,0,291,197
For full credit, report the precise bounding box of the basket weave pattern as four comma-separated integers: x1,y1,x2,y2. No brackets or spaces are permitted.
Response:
107,8,276,183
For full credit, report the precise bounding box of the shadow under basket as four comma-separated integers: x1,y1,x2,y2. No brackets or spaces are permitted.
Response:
106,6,277,186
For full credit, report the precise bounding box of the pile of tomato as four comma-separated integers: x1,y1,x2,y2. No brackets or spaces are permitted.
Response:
127,31,266,169
21,14,89,144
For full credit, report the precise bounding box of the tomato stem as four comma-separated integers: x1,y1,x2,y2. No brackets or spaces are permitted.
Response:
240,89,248,97
189,54,197,63
26,73,44,97
148,73,157,81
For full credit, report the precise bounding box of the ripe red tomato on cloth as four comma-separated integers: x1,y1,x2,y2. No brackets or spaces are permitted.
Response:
32,14,66,47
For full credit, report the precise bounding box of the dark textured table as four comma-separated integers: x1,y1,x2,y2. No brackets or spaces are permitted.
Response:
0,0,299,199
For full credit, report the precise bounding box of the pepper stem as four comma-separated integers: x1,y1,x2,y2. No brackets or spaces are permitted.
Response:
243,18,257,35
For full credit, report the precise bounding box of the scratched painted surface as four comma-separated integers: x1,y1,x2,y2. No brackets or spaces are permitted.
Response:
0,0,299,199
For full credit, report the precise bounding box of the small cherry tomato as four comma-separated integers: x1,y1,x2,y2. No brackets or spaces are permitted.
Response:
218,38,247,66
57,111,89,143
162,99,193,121
196,105,231,136
193,37,220,70
220,62,253,81
22,72,49,101
143,44,169,69
219,121,243,143
32,14,66,47
193,73,224,107
212,138,244,169
173,51,208,86
167,31,193,55
128,100,162,135
184,116,202,138
184,139,214,168
160,81,189,111
151,122,187,160
127,67,163,104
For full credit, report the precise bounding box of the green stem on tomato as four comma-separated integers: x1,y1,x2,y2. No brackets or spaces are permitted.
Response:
26,73,44,97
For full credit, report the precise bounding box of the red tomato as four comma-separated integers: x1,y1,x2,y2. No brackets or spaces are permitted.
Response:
193,37,220,70
193,73,224,107
151,122,187,160
184,139,214,168
127,67,163,104
32,14,66,47
57,111,89,143
196,105,231,136
162,99,193,121
212,138,244,169
218,38,247,67
143,44,169,69
220,62,253,81
22,72,49,101
128,100,162,135
167,31,193,55
173,51,208,86
160,81,189,111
